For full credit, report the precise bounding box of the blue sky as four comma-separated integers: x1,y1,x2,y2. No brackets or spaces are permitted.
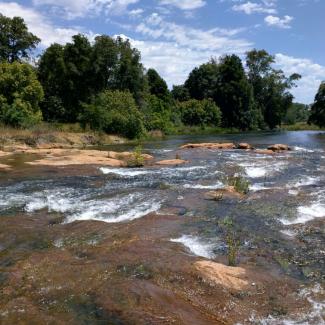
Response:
0,0,324,103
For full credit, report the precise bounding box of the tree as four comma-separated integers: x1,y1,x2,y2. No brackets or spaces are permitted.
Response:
309,82,325,127
38,35,94,122
171,85,190,102
184,60,219,100
0,14,40,63
246,49,301,129
146,68,169,100
215,55,258,130
283,102,310,125
178,99,221,127
0,62,43,127
110,36,147,103
80,90,145,139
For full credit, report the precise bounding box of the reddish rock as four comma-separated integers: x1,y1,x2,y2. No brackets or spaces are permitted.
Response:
267,144,291,152
180,142,236,150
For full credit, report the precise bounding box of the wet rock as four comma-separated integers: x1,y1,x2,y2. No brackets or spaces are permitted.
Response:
205,186,244,200
268,144,291,152
155,159,188,166
180,142,236,150
0,163,11,170
254,149,276,155
237,143,254,150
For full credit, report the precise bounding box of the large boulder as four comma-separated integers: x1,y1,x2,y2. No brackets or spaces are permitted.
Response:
267,144,291,152
180,143,236,150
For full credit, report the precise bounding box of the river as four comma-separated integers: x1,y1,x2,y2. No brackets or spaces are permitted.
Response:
0,131,324,324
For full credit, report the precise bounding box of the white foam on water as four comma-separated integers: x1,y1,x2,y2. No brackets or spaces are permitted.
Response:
281,202,325,225
183,181,224,189
171,235,215,259
239,161,287,179
290,176,320,188
294,146,315,153
250,183,275,192
288,189,299,196
280,229,296,237
245,167,267,178
65,193,162,223
247,284,325,325
100,167,150,177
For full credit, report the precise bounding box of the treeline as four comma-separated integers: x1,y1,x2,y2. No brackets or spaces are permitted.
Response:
0,14,324,138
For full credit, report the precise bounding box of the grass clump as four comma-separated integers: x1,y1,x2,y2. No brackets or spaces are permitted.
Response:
224,174,250,194
126,145,145,167
219,217,240,267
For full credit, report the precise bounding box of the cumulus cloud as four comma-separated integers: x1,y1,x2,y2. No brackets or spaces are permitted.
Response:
232,1,277,14
0,2,93,46
275,53,325,103
264,15,293,29
159,0,206,11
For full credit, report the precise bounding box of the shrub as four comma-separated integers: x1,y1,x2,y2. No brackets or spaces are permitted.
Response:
80,90,145,139
126,145,145,167
0,62,43,127
224,174,250,194
177,99,221,127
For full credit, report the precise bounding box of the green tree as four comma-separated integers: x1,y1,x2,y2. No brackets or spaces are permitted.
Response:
309,82,325,127
110,36,147,103
0,14,40,63
246,49,301,129
178,99,221,127
171,85,190,102
80,90,145,139
215,55,258,130
146,68,169,100
184,60,219,100
142,94,172,132
283,102,310,125
0,62,43,126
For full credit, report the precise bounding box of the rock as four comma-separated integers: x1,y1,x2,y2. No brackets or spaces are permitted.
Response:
267,144,291,152
180,143,236,150
195,261,249,291
0,163,11,170
237,143,253,150
107,151,153,161
155,159,188,166
205,186,244,200
254,149,275,155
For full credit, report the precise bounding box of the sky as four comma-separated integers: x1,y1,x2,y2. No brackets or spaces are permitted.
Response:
0,0,324,104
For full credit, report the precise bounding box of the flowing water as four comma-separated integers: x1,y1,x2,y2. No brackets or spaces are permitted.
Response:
0,130,324,324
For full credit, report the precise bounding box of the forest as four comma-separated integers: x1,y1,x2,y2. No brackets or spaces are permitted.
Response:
0,14,324,139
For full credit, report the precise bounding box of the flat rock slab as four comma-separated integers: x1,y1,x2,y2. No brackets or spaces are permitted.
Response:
155,159,188,166
195,261,249,291
180,143,236,149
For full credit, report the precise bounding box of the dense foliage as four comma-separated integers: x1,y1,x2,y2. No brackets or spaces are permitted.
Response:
0,62,43,127
80,90,145,139
0,14,40,63
0,14,322,136
308,82,325,127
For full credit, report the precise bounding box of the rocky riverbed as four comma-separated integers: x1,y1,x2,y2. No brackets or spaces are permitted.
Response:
0,131,324,324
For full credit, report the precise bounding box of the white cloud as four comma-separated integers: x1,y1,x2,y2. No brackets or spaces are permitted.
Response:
0,2,92,46
136,13,252,52
159,0,206,10
32,0,139,19
264,15,293,29
118,13,252,87
232,1,277,14
275,53,325,103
